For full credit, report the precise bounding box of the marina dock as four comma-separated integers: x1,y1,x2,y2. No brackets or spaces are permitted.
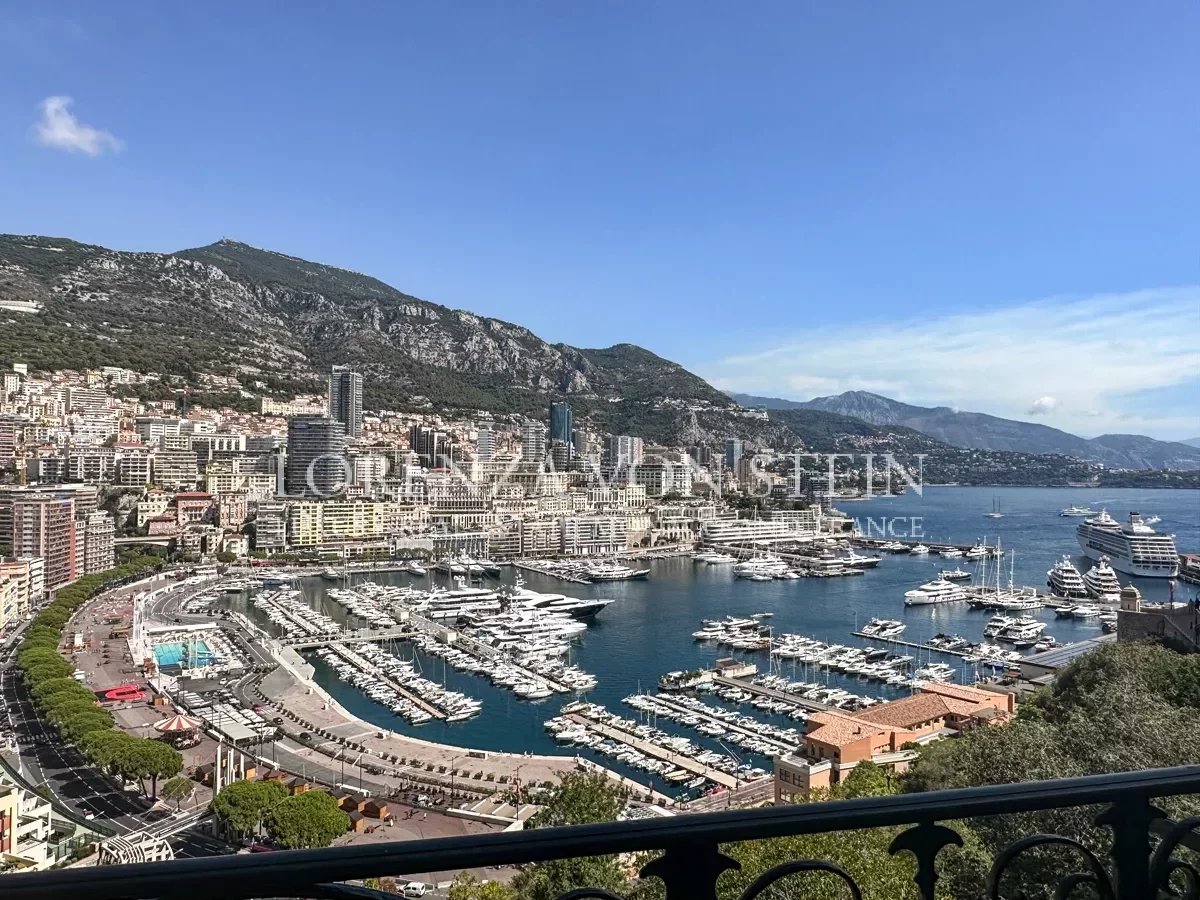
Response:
851,630,974,659
322,642,447,720
565,711,741,789
640,692,800,755
712,674,838,714
511,561,591,584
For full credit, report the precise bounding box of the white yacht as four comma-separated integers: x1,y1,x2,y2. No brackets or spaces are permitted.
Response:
904,578,968,606
940,547,963,559
704,553,737,565
1046,556,1089,599
841,550,882,569
983,615,1016,638
861,618,905,638
910,544,930,555
583,561,650,581
1082,556,1122,603
1076,511,1179,578
997,617,1046,643
733,556,789,579
1061,505,1098,517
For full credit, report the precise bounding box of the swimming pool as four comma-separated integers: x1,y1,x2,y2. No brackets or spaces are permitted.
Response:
153,641,212,667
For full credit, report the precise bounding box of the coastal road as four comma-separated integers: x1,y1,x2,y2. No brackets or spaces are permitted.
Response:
0,664,164,833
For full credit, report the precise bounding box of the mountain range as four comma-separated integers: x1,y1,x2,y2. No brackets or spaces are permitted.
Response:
728,391,1200,471
0,234,784,446
2,233,1194,473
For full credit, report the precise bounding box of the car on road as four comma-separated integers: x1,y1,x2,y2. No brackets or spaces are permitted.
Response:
402,883,429,898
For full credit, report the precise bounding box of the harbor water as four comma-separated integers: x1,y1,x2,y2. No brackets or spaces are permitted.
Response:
233,487,1200,786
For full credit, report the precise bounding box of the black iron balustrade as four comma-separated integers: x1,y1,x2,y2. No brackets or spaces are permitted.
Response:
7,765,1200,900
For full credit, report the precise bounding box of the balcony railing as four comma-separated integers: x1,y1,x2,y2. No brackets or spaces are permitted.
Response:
8,764,1200,900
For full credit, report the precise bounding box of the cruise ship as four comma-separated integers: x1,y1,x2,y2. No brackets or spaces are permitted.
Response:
1075,511,1179,578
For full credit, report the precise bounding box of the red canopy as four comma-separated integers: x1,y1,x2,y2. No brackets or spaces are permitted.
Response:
154,713,202,733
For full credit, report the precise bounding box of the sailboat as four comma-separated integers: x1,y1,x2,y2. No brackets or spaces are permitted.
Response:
984,497,1004,519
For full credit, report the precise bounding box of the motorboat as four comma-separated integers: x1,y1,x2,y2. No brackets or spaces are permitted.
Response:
1061,505,1098,517
910,544,930,555
939,568,972,581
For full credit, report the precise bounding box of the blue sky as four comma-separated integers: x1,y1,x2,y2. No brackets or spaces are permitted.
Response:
2,3,1198,438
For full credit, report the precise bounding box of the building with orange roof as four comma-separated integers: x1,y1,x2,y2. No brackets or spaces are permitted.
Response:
774,682,1015,800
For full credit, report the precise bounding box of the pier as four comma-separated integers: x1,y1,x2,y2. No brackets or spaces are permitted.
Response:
321,642,447,720
711,674,838,714
638,693,800,755
511,561,591,584
851,631,974,659
564,711,741,789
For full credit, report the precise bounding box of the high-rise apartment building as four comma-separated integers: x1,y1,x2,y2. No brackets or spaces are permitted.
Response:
605,434,645,468
285,416,347,497
724,438,744,472
11,494,75,590
328,365,364,439
81,511,115,575
476,423,495,463
521,423,547,465
549,402,574,451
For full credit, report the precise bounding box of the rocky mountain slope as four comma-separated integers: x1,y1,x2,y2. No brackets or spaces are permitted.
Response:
731,390,1200,470
0,234,778,445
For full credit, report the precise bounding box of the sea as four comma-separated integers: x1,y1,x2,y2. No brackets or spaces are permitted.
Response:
230,487,1200,788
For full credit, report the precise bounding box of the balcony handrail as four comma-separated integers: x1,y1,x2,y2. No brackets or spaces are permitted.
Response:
7,764,1200,900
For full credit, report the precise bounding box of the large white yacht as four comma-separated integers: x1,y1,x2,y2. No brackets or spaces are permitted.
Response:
904,578,968,606
1082,556,1122,602
1076,511,1179,578
733,556,790,579
1046,556,1089,599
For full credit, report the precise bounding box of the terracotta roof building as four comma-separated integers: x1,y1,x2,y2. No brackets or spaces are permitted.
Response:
775,682,1015,800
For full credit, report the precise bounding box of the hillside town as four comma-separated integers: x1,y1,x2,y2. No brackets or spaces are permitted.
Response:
0,360,863,595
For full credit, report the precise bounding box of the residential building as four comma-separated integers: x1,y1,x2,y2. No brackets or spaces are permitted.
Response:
0,778,55,870
328,365,364,439
0,558,37,617
476,423,495,463
253,501,288,552
560,515,628,556
11,494,75,590
136,491,172,528
286,500,390,547
114,450,152,486
152,447,199,489
0,576,17,629
549,402,573,451
521,423,546,465
724,438,743,472
604,434,644,468
285,416,346,497
81,511,115,575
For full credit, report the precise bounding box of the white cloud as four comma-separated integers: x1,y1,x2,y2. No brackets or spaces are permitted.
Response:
32,95,122,155
1027,396,1058,415
702,287,1200,439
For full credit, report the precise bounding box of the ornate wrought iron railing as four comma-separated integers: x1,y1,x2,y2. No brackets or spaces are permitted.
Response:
8,764,1200,900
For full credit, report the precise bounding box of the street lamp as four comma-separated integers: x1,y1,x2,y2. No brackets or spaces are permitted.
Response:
448,754,461,805
514,763,526,803
717,739,742,810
